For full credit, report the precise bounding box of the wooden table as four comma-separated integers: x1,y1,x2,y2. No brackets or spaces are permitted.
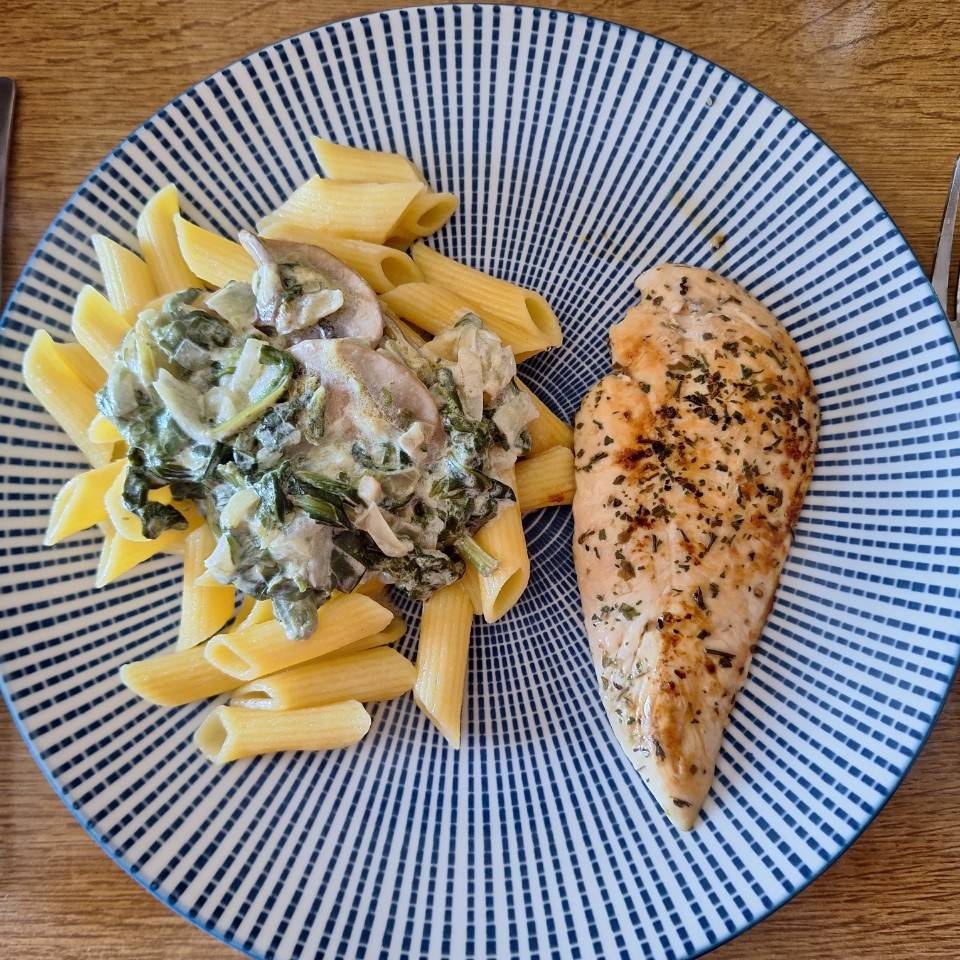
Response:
2,1,959,957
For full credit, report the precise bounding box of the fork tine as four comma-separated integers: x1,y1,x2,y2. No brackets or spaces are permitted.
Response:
932,154,960,313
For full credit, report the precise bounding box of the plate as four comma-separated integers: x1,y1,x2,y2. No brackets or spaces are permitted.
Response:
2,6,958,958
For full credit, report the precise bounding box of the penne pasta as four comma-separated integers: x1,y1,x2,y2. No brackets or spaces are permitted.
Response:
516,446,576,512
473,467,529,623
204,592,394,681
413,580,474,748
520,381,573,454
258,219,422,293
411,243,562,346
120,642,240,706
194,701,371,764
311,137,425,183
31,137,564,762
57,342,106,393
173,214,254,288
137,184,203,294
380,282,550,358
230,646,416,711
103,460,200,543
96,521,192,587
459,567,483,616
177,525,235,650
88,413,123,444
224,595,257,631
391,191,459,243
70,285,131,372
353,577,388,602
91,233,157,317
235,598,274,629
259,178,423,245
45,458,125,545
22,330,114,467
332,615,406,656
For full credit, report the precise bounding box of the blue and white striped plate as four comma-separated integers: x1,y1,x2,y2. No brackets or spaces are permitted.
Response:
2,6,958,958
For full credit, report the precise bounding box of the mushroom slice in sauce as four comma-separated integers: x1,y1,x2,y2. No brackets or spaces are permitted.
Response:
290,338,444,460
238,230,384,343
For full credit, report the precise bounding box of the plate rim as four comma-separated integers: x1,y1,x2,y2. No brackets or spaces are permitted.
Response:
2,5,958,958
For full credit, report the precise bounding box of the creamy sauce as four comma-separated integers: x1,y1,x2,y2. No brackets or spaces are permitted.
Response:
98,245,536,640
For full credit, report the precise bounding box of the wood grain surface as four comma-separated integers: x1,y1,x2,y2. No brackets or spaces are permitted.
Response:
2,1,959,957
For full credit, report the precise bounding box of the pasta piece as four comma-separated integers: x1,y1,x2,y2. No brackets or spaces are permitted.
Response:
91,234,157,317
22,330,113,467
311,137,425,183
70,285,131,372
104,460,200,543
195,701,370,764
236,598,274,629
473,467,529,623
258,178,423,245
392,191,459,242
413,580,474,748
137,184,203,294
353,577,388,601
224,595,257,631
120,642,239,706
332,615,406,656
230,647,416,711
258,219,422,293
520,381,573,454
205,592,393,681
173,215,254,288
88,413,123,444
516,446,576,512
380,282,550,358
192,567,222,588
57,342,106,393
411,243,562,346
459,567,483,616
96,521,191,587
177,525,235,650
45,459,125,545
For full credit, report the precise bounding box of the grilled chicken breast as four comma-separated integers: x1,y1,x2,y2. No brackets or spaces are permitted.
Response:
572,264,818,829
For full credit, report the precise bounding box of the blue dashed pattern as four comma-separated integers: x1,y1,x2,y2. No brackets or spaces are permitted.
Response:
1,6,959,959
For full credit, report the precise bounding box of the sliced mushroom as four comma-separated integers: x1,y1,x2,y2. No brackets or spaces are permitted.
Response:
238,230,383,343
351,501,413,557
290,338,443,458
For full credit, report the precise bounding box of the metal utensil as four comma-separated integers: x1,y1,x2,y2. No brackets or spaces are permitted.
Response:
0,78,16,294
932,154,960,342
